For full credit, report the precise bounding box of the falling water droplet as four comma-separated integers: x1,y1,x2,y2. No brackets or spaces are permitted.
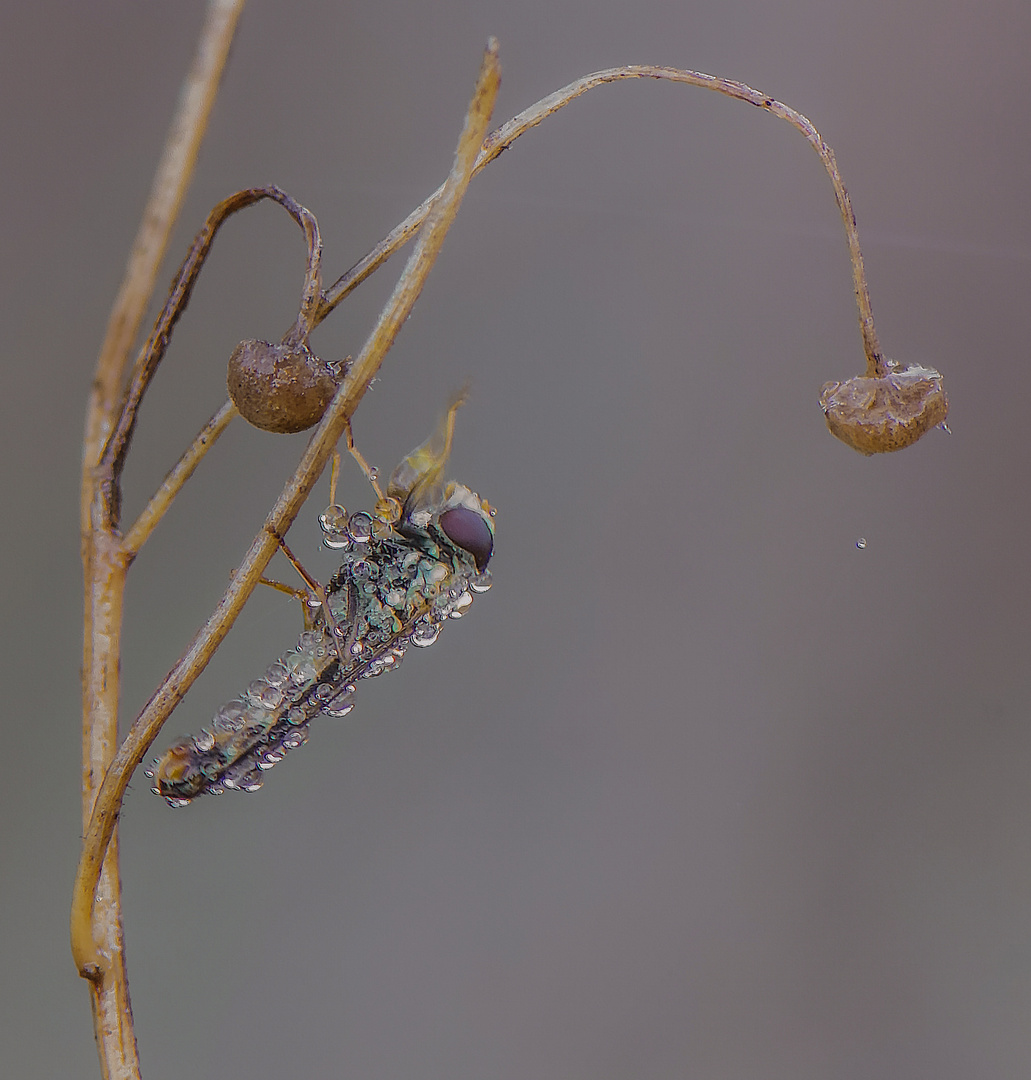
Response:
856,537,867,550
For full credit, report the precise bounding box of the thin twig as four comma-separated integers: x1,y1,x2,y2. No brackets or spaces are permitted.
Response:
72,36,502,980
317,65,885,377
123,400,239,559
76,4,246,1078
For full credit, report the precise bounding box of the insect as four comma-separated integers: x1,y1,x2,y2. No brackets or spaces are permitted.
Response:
147,397,495,806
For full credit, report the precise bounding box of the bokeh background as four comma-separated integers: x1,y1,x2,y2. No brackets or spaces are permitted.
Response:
3,1,1031,1076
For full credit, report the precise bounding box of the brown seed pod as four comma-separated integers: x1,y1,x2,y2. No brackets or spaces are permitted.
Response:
227,339,341,433
819,362,948,455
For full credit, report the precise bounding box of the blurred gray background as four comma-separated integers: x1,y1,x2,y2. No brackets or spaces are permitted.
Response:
3,1,1030,1077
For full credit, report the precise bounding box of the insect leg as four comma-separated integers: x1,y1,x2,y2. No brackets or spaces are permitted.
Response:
343,419,385,501
328,446,342,507
274,535,351,668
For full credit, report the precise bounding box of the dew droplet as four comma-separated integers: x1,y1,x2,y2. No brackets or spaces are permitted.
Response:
319,504,348,534
351,559,372,581
264,662,289,687
856,537,867,550
411,621,440,648
322,690,355,717
213,701,248,733
470,570,493,593
282,728,308,750
297,630,324,654
347,512,373,544
310,682,337,704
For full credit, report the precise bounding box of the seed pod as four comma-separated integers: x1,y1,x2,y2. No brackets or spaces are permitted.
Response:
227,339,341,433
819,362,948,455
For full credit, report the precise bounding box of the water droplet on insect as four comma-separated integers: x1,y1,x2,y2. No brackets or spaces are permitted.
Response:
282,728,308,750
351,559,372,581
310,682,337,704
347,512,373,543
470,570,492,593
319,504,348,534
411,621,440,648
322,690,355,717
264,662,289,687
214,701,247,733
856,537,867,549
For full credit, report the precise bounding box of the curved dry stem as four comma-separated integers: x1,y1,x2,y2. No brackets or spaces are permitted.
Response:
75,185,334,990
317,64,885,377
82,0,248,495
99,186,323,487
72,36,502,979
279,204,323,348
77,4,247,1077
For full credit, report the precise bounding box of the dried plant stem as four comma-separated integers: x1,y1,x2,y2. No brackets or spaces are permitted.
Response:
123,400,239,558
76,182,317,985
72,37,502,993
77,4,245,1078
318,65,886,377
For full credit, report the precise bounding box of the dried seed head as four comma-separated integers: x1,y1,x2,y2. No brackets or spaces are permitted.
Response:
819,362,948,455
227,339,341,433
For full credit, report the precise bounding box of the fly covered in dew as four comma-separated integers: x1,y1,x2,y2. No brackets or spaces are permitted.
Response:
147,397,495,806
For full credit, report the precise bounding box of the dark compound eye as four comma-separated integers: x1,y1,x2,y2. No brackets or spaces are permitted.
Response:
438,506,493,571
